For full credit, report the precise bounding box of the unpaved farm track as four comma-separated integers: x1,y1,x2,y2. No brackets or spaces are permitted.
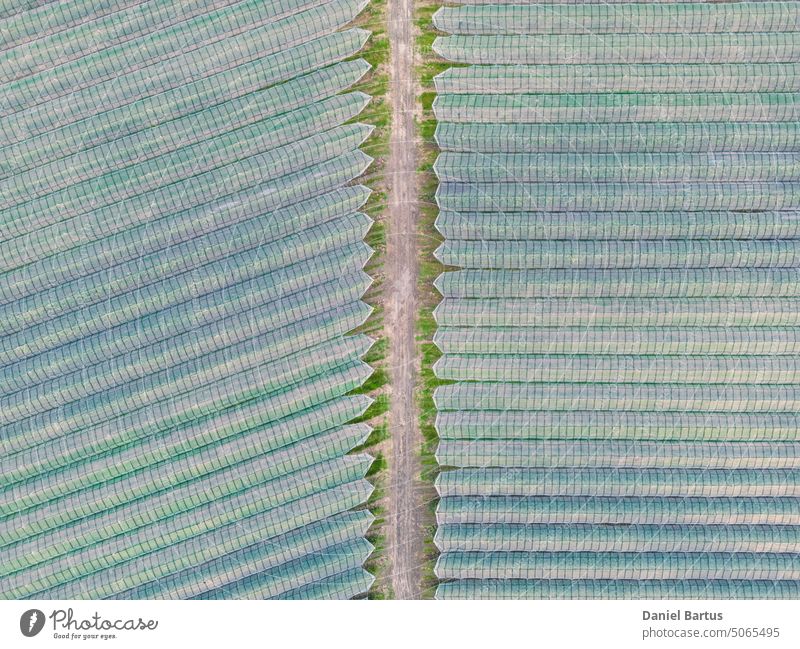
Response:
385,0,423,600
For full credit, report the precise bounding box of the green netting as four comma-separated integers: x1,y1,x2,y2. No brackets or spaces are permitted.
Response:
435,152,800,183
0,2,140,45
4,376,369,486
434,297,800,328
32,509,362,597
1,292,370,430
433,33,800,64
435,354,800,384
433,4,800,35
2,185,370,302
0,453,372,554
272,567,375,600
435,382,800,412
435,64,800,94
3,1,329,81
443,0,788,3
3,102,370,208
437,496,800,526
0,0,376,600
2,270,370,397
431,0,800,601
434,93,800,124
1,211,370,336
2,246,370,383
0,341,371,493
435,122,800,153
437,551,800,580
4,230,370,368
2,471,373,578
2,375,371,531
1,162,371,272
434,326,800,355
436,239,800,270
436,579,800,600
437,181,800,212
31,501,372,600
0,245,372,389
435,523,800,554
193,537,373,599
2,124,372,241
1,247,370,375
437,438,800,468
4,336,365,448
437,468,800,498
1,65,369,183
1,0,367,111
4,341,371,467
1,150,372,268
3,476,372,598
435,211,800,241
435,412,800,442
1,59,370,177
120,512,374,600
1,29,369,144
435,269,800,298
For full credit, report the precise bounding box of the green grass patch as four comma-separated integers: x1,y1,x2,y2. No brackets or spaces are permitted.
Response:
342,0,392,600
352,422,390,453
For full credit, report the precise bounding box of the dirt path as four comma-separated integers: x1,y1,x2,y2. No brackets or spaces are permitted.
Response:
385,0,422,600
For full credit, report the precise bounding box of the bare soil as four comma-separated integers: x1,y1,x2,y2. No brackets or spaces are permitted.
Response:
385,0,424,600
